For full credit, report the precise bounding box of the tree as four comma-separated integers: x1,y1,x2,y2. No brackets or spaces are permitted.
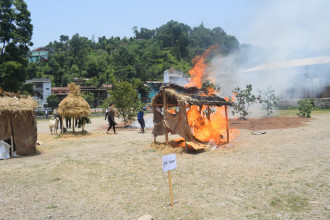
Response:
0,0,33,92
46,94,60,111
81,91,95,107
232,84,261,119
259,87,279,117
105,80,142,125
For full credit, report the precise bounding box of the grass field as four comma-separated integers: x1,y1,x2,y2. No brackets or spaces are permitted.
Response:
1,111,329,219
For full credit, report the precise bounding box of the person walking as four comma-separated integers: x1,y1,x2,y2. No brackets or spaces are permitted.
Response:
105,103,117,134
137,107,146,133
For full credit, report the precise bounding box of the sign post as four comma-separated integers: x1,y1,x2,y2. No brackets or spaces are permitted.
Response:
162,154,177,207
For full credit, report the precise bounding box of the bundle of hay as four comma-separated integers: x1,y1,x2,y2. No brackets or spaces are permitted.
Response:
58,83,90,118
0,88,38,116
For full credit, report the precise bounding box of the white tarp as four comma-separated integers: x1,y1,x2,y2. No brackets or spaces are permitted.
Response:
0,140,11,160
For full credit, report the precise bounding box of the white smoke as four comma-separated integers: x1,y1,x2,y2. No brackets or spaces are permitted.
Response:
209,0,330,100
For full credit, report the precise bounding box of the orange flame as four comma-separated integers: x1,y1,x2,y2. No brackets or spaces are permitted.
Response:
186,105,239,145
187,45,217,89
183,45,239,145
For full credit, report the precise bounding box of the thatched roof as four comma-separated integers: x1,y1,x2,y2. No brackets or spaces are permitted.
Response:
0,88,38,116
58,83,90,118
152,84,232,107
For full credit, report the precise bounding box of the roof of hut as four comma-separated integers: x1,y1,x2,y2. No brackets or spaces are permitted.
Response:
152,84,233,107
0,87,38,116
58,83,90,118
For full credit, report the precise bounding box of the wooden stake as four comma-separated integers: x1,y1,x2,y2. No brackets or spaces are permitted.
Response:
82,118,85,132
61,117,63,133
73,117,75,133
10,135,14,158
168,170,174,207
225,105,229,143
163,90,169,144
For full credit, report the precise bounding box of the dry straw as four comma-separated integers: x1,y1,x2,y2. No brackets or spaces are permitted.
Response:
0,87,38,116
58,83,90,118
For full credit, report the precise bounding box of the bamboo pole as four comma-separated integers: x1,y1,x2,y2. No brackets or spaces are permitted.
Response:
82,118,84,132
225,105,229,143
163,90,169,144
168,171,174,207
10,135,14,158
73,117,75,133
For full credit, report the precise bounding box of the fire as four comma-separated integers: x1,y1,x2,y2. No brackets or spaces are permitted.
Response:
184,45,239,145
186,105,238,145
187,45,217,89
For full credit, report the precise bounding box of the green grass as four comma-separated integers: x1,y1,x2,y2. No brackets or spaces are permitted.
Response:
270,194,309,212
275,107,330,117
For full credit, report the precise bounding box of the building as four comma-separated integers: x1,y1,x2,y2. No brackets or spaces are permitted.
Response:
163,68,189,86
242,56,330,99
52,84,111,106
25,78,52,107
28,47,49,63
144,81,163,103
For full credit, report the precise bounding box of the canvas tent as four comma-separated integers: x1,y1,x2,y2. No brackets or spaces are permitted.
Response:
152,84,232,146
0,88,38,156
58,83,90,132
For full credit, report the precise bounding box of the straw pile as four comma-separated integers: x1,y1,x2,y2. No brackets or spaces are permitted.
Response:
0,87,38,116
58,83,90,118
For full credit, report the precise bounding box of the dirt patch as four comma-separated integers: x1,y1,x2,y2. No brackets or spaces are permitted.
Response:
229,116,311,130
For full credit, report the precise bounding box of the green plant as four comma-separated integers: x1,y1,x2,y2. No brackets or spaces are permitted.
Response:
297,98,314,118
105,80,142,125
259,87,279,117
232,84,261,119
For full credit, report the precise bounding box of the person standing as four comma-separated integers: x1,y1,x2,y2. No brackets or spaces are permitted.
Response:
105,104,117,134
137,107,146,133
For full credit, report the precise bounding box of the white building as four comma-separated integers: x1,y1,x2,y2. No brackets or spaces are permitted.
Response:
25,78,52,107
163,68,189,86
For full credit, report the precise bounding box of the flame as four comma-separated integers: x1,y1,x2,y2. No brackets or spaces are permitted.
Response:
186,105,239,145
187,45,217,89
183,45,239,145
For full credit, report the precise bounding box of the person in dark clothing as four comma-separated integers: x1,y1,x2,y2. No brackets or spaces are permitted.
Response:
105,104,117,134
137,107,146,133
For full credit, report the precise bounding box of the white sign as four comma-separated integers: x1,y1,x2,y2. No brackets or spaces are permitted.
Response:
162,154,177,172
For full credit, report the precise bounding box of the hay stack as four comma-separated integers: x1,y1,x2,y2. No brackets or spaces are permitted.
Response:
58,83,90,118
0,88,38,116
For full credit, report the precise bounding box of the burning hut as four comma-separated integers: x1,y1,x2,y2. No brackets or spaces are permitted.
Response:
58,83,90,132
152,84,233,151
0,88,38,156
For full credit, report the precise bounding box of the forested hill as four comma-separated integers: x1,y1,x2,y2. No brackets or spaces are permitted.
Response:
27,20,239,87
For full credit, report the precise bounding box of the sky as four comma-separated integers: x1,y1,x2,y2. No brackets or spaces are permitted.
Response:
25,0,330,51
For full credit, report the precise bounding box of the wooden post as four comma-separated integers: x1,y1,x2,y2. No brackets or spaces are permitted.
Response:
163,90,169,144
61,117,63,133
82,118,85,132
73,117,75,133
10,135,14,158
207,106,211,120
168,170,174,207
225,105,229,143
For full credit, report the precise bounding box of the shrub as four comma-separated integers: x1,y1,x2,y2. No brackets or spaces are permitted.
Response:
259,87,279,117
297,98,313,118
232,84,261,119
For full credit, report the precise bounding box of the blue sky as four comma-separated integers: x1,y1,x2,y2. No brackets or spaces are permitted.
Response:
25,0,330,51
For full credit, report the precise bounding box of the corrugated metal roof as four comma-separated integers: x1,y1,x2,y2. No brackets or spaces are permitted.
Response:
242,55,330,72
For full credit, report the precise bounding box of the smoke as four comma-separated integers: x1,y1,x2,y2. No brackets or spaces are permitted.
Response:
209,0,330,101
